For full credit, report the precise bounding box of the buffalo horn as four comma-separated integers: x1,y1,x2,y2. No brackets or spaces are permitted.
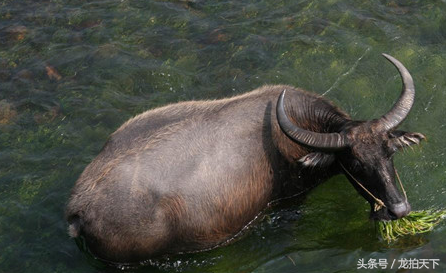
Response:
276,90,349,151
374,54,415,131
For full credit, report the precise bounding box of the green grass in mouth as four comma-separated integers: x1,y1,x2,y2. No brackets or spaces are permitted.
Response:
377,210,446,243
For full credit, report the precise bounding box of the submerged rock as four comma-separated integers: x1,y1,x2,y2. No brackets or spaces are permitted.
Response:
6,25,28,42
0,100,18,124
14,69,34,81
45,65,62,81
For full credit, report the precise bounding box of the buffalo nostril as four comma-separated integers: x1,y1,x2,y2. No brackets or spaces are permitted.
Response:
388,202,411,219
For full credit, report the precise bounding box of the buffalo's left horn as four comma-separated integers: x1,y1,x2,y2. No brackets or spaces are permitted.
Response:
374,54,415,131
276,90,349,151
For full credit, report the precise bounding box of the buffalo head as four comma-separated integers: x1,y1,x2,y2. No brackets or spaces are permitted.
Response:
277,54,425,220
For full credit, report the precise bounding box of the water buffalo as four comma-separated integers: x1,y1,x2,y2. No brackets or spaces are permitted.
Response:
66,54,425,263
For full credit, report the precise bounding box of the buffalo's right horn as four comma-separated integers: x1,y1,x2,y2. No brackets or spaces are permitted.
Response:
276,90,349,151
373,54,415,132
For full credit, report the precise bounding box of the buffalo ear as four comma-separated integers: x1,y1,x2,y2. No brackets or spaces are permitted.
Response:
390,131,426,149
298,152,335,168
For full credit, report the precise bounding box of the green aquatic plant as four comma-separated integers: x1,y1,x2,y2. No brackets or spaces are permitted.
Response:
377,210,446,243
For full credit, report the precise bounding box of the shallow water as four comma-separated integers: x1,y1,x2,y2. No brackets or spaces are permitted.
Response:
1,0,446,272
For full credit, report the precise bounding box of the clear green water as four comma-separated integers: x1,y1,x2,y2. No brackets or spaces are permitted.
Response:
1,0,446,272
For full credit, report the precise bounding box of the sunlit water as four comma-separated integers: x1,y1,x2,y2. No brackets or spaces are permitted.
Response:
1,0,446,272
